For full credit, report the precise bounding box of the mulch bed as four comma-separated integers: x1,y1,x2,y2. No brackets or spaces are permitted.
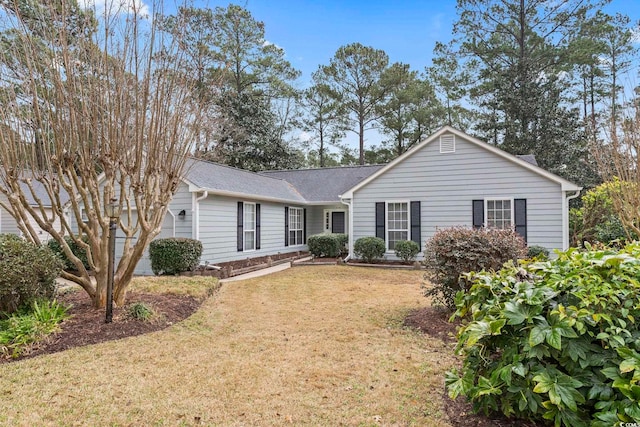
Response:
404,306,544,427
0,290,203,364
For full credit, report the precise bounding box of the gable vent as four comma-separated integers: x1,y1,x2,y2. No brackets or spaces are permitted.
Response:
440,134,455,153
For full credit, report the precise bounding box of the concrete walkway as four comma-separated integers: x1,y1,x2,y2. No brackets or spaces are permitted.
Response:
219,261,294,283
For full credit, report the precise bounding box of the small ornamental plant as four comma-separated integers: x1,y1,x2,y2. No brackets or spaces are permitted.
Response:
447,242,640,426
394,240,420,263
353,237,386,263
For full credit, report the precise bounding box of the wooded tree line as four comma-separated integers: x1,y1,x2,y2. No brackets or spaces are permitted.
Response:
160,0,638,189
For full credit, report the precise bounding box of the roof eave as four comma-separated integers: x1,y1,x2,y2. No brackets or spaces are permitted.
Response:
189,187,306,205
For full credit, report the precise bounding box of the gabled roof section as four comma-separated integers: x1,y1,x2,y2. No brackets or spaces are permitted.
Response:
341,126,582,198
183,158,306,203
260,165,384,203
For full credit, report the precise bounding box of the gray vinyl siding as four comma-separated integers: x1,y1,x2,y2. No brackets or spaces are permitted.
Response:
352,133,565,257
0,199,20,235
197,195,307,265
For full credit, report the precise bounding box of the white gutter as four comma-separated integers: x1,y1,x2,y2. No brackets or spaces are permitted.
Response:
562,190,581,250
193,191,208,240
340,196,353,258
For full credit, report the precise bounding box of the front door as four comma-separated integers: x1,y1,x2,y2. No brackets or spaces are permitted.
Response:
331,211,345,234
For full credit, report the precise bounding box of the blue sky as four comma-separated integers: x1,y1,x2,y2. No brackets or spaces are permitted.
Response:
238,0,640,87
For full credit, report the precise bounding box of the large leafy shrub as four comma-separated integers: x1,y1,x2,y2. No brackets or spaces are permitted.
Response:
394,240,420,263
570,180,637,246
149,238,203,275
47,235,91,270
422,227,526,309
447,243,640,426
353,236,385,263
0,234,63,315
307,233,347,258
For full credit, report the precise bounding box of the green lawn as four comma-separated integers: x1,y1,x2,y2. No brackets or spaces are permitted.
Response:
0,266,457,426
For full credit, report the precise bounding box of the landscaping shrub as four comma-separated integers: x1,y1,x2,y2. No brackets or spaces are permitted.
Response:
0,234,63,315
127,302,155,321
422,227,526,309
353,236,385,263
526,245,549,259
394,240,420,263
0,299,69,358
47,235,91,270
149,238,203,275
570,180,637,246
447,242,640,426
307,233,347,258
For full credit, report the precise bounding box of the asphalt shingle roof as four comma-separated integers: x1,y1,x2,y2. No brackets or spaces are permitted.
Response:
260,165,384,203
184,158,306,203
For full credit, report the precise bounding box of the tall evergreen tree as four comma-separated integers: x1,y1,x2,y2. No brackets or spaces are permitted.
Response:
376,63,444,157
454,0,605,185
320,43,391,165
164,5,302,171
299,68,349,167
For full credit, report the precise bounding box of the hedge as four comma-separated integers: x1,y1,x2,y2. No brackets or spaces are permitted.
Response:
149,238,203,275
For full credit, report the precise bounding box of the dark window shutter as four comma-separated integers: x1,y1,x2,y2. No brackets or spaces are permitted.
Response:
284,206,289,247
237,202,244,252
472,200,484,229
514,199,527,242
410,201,421,247
255,203,261,250
375,202,385,240
303,208,307,243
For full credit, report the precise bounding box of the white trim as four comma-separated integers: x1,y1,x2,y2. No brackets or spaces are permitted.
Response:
385,200,410,251
341,126,582,199
288,207,304,245
484,198,514,229
563,191,581,250
243,202,256,252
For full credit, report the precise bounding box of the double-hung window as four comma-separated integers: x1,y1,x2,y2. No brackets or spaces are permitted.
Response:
244,202,256,251
387,202,409,250
486,199,512,229
289,207,304,245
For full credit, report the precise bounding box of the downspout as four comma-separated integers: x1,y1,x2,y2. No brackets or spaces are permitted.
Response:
194,191,208,241
563,190,581,250
166,209,176,237
340,196,353,261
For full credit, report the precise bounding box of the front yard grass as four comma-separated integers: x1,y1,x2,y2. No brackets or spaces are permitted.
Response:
0,266,457,426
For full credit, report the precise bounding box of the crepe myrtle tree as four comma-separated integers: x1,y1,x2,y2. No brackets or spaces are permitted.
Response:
0,0,205,308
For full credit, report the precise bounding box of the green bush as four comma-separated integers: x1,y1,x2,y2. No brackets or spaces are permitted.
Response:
571,180,637,246
0,299,69,358
47,235,91,270
353,236,386,263
0,234,63,315
422,227,526,309
447,243,640,426
394,240,420,263
526,245,549,259
307,233,347,258
149,238,203,275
